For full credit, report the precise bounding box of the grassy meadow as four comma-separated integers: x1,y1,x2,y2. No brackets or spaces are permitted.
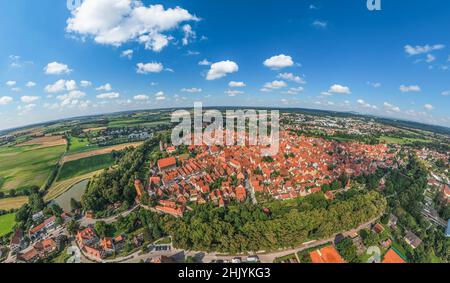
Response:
0,145,65,192
57,153,114,181
0,213,16,237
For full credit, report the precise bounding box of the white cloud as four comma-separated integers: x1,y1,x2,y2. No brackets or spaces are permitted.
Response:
424,104,434,111
312,20,327,29
121,49,133,59
357,99,377,110
80,80,92,87
277,73,305,84
426,54,436,63
0,96,13,105
206,60,239,80
198,59,211,66
441,90,450,96
21,96,39,104
45,80,77,93
181,88,202,93
283,87,304,94
400,85,421,92
404,44,445,56
134,94,149,101
262,80,287,91
263,54,294,70
383,102,401,113
155,91,166,100
11,87,22,93
57,90,87,107
328,84,351,94
26,81,37,88
17,104,36,115
66,0,199,52
229,81,246,88
187,50,200,56
97,92,120,99
182,24,196,45
225,90,244,97
137,62,164,74
367,81,381,88
96,83,113,91
6,81,16,87
44,62,72,75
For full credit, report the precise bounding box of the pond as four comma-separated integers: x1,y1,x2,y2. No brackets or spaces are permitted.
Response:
54,179,89,212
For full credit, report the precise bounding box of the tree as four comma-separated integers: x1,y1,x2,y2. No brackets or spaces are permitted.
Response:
70,198,81,212
336,238,358,262
29,193,45,213
67,220,80,235
95,221,108,238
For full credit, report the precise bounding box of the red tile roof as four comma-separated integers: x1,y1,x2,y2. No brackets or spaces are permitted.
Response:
310,246,345,263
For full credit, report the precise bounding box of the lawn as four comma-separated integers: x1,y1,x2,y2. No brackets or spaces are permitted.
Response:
57,153,114,181
68,137,98,154
0,145,66,192
379,135,430,145
0,213,16,237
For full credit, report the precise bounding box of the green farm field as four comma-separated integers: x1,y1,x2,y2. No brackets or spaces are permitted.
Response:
57,153,114,181
0,213,16,237
67,136,99,154
0,145,65,192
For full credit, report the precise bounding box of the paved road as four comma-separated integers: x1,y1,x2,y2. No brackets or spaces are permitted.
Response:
79,205,140,226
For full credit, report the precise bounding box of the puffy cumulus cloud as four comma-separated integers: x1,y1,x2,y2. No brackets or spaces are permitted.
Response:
182,24,196,45
261,80,287,92
21,96,39,104
80,80,92,87
133,94,149,100
328,84,351,94
0,96,13,105
97,92,120,99
44,62,72,75
263,54,294,70
57,90,87,107
277,73,305,84
206,60,239,80
45,80,78,93
312,20,327,29
383,102,401,113
400,85,421,92
96,83,113,91
229,81,246,88
6,81,16,87
404,44,445,56
121,49,133,59
66,0,199,52
198,59,211,66
181,88,202,93
137,62,164,74
424,104,434,111
26,81,37,88
225,90,244,97
357,99,377,110
154,91,166,100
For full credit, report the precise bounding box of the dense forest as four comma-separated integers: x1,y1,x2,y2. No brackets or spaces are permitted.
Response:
81,138,159,214
164,191,386,253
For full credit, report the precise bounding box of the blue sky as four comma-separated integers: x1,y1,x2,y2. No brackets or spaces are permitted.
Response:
0,0,449,130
